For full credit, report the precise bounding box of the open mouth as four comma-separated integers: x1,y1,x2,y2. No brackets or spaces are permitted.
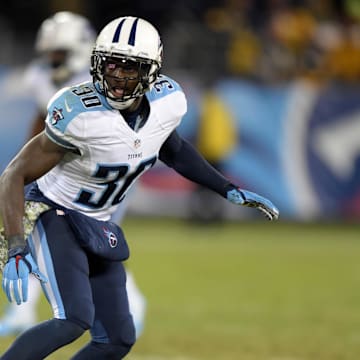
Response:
111,86,125,97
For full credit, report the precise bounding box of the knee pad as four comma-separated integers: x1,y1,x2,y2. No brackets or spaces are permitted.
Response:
93,314,136,346
66,299,95,330
51,319,86,343
111,314,136,348
96,341,134,359
72,340,134,360
71,316,135,360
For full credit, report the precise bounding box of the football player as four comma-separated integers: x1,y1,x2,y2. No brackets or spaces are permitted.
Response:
0,11,146,340
0,16,279,359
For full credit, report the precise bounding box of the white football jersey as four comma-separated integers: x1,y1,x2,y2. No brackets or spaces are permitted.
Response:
37,75,187,220
23,61,91,112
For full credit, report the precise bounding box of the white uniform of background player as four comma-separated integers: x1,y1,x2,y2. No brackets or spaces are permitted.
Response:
0,11,146,338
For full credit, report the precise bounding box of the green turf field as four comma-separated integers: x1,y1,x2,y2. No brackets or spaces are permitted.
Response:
0,217,359,359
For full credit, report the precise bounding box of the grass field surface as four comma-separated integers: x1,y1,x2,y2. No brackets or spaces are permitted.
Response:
0,217,359,359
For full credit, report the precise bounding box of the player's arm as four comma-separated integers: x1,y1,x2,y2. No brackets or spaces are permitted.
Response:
159,130,279,220
0,132,67,242
0,132,67,303
28,111,47,139
159,130,233,196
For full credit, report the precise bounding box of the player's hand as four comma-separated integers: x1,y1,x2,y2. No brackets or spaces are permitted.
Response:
2,246,47,305
227,188,279,221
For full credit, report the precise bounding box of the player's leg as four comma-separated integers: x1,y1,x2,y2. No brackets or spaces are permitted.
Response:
71,259,136,359
1,210,94,360
111,194,147,338
1,319,85,360
0,276,41,336
126,269,147,338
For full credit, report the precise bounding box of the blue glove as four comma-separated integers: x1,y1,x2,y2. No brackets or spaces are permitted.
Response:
227,188,279,221
2,246,47,305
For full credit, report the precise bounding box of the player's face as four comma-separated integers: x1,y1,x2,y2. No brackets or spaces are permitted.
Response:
46,49,68,68
103,59,140,99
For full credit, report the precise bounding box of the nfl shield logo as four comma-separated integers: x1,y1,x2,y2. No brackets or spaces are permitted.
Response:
134,139,141,148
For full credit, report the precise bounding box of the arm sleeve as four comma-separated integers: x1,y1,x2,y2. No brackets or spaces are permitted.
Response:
44,87,84,155
159,130,236,198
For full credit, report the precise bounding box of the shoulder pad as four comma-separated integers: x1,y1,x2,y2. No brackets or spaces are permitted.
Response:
46,82,103,133
147,75,184,101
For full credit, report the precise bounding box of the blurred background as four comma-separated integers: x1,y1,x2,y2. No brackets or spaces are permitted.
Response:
1,0,360,222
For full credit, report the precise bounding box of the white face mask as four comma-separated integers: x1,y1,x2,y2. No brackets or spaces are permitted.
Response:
106,97,136,110
103,80,142,110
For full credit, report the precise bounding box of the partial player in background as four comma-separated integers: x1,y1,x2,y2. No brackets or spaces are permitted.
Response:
0,11,146,338
24,11,96,138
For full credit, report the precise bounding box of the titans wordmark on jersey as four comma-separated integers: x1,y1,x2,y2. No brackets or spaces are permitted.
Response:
36,75,187,220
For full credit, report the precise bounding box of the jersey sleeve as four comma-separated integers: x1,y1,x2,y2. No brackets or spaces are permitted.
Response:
44,86,86,155
148,75,187,130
